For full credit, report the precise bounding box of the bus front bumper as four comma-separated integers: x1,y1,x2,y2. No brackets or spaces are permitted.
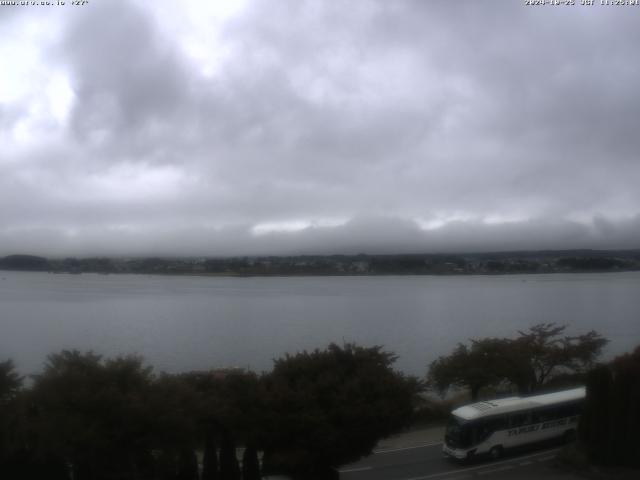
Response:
442,444,468,460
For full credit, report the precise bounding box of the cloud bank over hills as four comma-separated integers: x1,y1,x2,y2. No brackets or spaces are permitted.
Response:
2,215,639,258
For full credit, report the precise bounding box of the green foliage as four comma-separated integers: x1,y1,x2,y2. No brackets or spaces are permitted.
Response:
0,359,25,473
514,323,608,392
146,373,200,450
0,343,420,479
0,360,22,404
580,365,613,463
179,369,264,445
427,323,608,399
427,338,514,400
30,350,158,479
260,343,422,477
580,346,640,467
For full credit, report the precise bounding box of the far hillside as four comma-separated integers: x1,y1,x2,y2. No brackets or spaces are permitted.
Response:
1,249,639,276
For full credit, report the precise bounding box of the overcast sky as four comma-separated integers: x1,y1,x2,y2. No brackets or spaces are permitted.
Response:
1,0,639,257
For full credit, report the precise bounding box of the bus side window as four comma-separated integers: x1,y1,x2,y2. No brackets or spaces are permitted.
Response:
555,402,581,419
509,412,531,427
475,421,490,442
532,409,542,423
477,418,506,441
491,417,508,431
533,408,555,423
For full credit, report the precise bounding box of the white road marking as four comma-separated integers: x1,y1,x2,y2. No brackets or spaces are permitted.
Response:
404,447,561,480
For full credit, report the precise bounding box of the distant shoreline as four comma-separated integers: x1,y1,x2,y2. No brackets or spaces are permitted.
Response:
1,249,639,277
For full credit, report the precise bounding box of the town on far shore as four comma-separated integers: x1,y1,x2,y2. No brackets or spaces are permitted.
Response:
1,249,639,276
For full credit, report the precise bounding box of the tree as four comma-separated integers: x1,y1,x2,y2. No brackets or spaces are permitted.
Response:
219,431,240,480
0,360,22,404
177,447,199,480
29,350,159,480
427,323,608,399
260,343,421,479
180,369,264,448
427,339,513,400
580,345,640,467
146,373,201,455
241,445,260,480
178,368,265,480
202,431,220,480
513,323,608,393
579,364,613,464
0,360,25,475
609,346,640,466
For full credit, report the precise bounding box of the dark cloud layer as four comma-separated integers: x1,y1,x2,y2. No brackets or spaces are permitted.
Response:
1,0,639,256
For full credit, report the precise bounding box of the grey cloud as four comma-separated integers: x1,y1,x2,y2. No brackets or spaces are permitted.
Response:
59,0,193,159
1,0,639,256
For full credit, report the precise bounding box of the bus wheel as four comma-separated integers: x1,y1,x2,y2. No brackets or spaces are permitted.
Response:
563,430,577,444
489,446,503,460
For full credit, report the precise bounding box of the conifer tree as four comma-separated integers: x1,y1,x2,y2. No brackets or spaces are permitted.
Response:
177,447,199,480
219,431,240,480
580,346,640,467
580,364,613,464
202,432,219,480
241,445,260,480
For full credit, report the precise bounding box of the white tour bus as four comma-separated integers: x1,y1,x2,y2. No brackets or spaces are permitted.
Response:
442,387,584,461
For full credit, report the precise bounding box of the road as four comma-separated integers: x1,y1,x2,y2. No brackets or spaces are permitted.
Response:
338,443,582,480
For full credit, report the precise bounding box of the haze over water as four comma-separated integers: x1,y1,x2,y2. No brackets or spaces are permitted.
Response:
1,271,638,377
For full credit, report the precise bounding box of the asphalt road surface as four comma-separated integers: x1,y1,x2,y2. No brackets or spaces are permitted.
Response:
338,443,582,480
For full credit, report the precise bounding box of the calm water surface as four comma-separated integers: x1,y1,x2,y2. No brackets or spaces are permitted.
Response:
1,271,639,376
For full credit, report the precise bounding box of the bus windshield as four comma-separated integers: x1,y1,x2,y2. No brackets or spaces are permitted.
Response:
445,415,473,449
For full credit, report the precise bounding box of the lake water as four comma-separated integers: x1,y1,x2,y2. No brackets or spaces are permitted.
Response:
1,271,639,377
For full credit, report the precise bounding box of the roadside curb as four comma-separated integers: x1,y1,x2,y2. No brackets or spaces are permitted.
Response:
374,441,443,454
374,426,446,453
